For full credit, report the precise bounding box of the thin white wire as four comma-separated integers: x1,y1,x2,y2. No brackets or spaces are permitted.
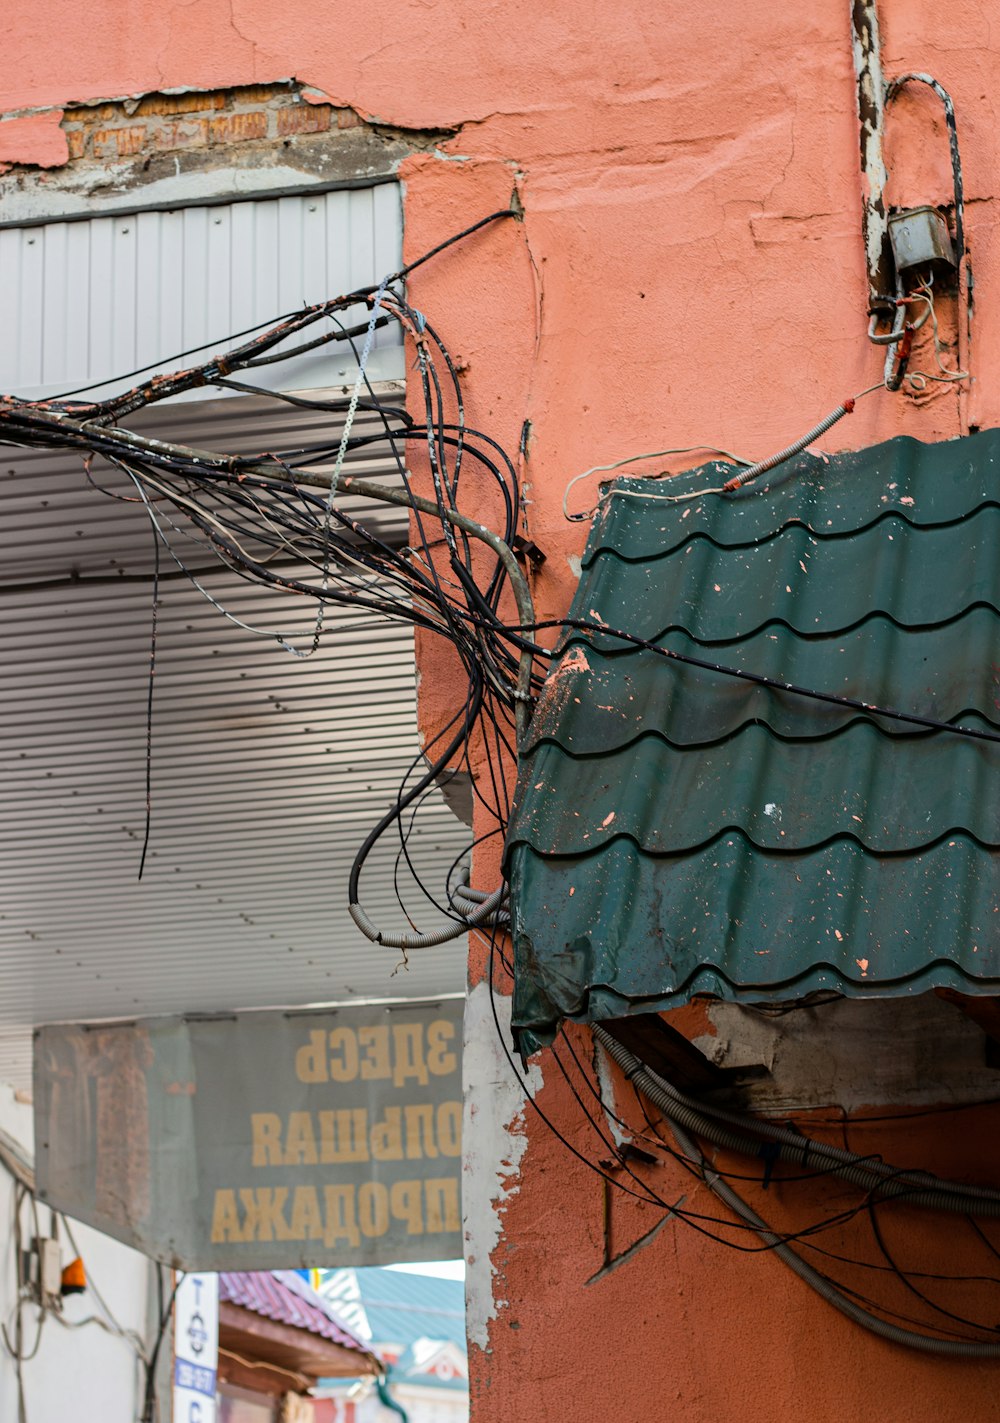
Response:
562,445,749,521
577,377,896,513
309,278,393,655
127,462,415,655
903,280,970,390
58,1215,149,1361
563,314,973,524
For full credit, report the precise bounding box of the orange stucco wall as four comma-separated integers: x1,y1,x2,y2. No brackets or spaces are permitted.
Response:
6,3,1000,1418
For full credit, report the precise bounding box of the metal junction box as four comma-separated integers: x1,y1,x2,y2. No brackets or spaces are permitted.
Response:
889,205,957,274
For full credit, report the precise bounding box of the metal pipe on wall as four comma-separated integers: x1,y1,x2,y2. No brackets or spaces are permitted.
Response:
849,0,894,318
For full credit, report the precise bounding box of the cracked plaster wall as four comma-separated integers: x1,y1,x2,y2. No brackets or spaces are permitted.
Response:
5,3,1000,1419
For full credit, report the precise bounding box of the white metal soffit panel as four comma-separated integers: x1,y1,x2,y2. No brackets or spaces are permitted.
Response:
0,392,470,1090
0,183,403,401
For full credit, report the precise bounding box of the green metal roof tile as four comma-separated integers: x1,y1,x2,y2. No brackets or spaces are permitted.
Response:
575,509,1000,644
511,722,1000,855
510,835,1000,1049
520,615,1000,752
505,428,1000,1052
585,428,1000,560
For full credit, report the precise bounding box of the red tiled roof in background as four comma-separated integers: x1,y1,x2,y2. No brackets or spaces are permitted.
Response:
219,1271,376,1361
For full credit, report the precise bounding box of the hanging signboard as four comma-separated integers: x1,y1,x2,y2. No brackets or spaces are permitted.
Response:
34,999,463,1269
173,1272,219,1423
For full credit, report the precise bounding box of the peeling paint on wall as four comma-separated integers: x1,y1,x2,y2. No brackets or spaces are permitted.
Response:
0,111,67,170
462,981,543,1351
0,81,454,225
694,994,1000,1113
592,1039,627,1150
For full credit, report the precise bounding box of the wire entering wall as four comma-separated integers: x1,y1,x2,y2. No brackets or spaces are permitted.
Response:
591,1025,1000,1356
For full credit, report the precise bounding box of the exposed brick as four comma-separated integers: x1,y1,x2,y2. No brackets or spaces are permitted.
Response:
92,128,124,159
235,84,290,105
152,119,210,151
113,126,147,157
9,83,378,177
276,105,331,137
134,90,226,117
207,111,268,144
72,103,121,124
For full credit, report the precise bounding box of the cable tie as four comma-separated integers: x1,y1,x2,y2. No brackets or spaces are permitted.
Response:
759,1140,781,1190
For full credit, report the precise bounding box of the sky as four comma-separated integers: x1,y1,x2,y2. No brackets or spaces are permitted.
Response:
386,1259,466,1280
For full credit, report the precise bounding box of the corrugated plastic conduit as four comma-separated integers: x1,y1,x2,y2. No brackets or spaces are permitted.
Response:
721,400,860,492
593,1026,1000,1355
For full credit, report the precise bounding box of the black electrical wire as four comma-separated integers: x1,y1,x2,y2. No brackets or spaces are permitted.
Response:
11,196,1000,1259
139,1267,182,1423
137,528,160,881
527,617,1000,748
484,930,886,1256
866,1197,1000,1335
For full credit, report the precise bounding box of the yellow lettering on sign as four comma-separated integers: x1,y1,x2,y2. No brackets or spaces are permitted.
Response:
357,1182,390,1238
425,1178,461,1233
284,1111,319,1166
251,1112,283,1166
426,1018,458,1076
289,1185,325,1240
404,1104,439,1160
370,1107,404,1162
294,1029,328,1084
389,1180,423,1235
392,1024,429,1088
436,1101,462,1157
210,1188,244,1243
323,1185,361,1248
239,1186,295,1242
319,1108,369,1163
328,1027,359,1083
358,1025,391,1081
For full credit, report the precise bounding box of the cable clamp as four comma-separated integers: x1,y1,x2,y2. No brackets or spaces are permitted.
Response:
759,1140,781,1190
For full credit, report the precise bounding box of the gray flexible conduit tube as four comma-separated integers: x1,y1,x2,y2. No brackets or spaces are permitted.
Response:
593,1028,1000,1213
450,884,510,926
348,883,506,950
592,1026,1000,1355
668,1112,1000,1358
721,401,857,492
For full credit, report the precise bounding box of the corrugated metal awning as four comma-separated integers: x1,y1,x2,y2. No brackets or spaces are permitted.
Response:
0,389,469,1088
0,183,403,401
505,429,1000,1053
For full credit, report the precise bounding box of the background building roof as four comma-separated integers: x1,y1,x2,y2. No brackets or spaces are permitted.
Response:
320,1266,467,1390
220,1270,375,1356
